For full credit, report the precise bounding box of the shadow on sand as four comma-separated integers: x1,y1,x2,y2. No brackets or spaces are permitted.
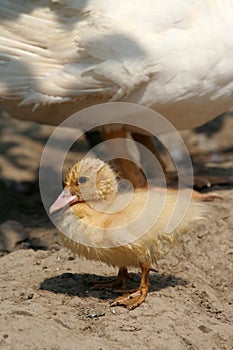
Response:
40,271,187,301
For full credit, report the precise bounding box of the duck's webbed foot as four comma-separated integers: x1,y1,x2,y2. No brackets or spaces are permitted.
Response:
111,259,151,310
92,267,131,291
111,286,148,310
192,190,222,202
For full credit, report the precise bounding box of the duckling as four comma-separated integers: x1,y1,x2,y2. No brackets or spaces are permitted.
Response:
50,158,204,309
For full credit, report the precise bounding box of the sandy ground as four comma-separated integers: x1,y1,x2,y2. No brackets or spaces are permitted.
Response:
0,112,232,350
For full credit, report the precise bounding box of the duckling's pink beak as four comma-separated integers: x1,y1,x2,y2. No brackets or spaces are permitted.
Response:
49,188,78,214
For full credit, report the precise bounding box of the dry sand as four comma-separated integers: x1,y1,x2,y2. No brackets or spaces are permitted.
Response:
0,112,232,350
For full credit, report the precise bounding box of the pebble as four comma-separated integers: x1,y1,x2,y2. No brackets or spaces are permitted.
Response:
27,293,34,300
86,309,105,319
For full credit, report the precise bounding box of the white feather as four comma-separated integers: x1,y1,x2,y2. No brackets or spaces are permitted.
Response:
0,0,232,128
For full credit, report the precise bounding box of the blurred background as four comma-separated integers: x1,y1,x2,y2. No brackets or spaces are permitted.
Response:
0,109,232,254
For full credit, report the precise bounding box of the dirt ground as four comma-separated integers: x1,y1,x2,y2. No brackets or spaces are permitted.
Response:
0,111,232,350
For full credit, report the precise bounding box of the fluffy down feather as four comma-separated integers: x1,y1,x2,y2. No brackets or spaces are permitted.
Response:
50,158,205,308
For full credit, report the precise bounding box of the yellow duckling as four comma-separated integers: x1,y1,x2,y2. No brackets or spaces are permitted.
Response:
50,158,203,309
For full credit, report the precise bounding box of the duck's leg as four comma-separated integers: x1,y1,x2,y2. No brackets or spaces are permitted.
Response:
132,133,166,177
156,188,222,202
92,267,131,290
111,259,151,310
191,190,222,202
102,127,147,188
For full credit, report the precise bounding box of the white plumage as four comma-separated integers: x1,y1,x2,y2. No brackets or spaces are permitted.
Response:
0,0,232,128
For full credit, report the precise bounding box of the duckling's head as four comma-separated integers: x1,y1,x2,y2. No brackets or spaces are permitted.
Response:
49,158,118,214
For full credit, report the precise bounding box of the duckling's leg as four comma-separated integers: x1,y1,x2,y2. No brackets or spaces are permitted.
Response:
111,259,151,310
92,267,131,290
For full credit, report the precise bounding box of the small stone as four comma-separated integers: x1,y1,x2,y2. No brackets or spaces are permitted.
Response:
27,293,34,300
87,309,105,319
199,325,211,333
68,256,75,261
21,241,30,249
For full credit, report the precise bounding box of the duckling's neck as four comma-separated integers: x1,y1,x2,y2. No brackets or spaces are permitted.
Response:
71,201,94,220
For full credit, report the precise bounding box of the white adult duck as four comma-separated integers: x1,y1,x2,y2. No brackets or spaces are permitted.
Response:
0,0,232,185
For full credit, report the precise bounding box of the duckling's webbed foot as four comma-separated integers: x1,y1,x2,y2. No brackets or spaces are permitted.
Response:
111,286,148,310
92,267,130,290
111,259,151,310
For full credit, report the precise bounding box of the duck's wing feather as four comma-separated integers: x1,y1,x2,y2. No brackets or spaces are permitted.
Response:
0,0,232,125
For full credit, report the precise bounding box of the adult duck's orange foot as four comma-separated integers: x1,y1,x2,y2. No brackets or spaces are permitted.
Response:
92,267,131,291
191,190,222,202
111,260,150,310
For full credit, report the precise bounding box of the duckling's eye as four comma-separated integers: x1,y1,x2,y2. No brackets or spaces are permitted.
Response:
77,176,88,185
